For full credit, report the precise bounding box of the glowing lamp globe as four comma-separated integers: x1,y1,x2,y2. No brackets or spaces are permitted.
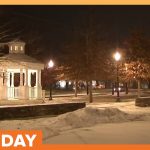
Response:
114,52,121,61
48,60,54,68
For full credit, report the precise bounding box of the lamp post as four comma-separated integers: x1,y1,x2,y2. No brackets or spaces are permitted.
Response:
114,52,121,102
48,59,54,100
125,63,128,94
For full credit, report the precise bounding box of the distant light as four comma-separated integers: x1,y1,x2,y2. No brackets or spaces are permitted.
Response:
92,81,96,86
15,46,18,51
114,52,121,61
48,60,54,68
21,46,23,51
59,81,66,88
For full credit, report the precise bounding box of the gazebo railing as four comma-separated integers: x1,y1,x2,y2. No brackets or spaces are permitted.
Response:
29,87,37,99
14,87,19,99
8,87,19,99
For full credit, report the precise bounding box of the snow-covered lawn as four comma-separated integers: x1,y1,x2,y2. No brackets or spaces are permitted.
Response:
0,101,150,144
47,120,150,144
88,101,150,114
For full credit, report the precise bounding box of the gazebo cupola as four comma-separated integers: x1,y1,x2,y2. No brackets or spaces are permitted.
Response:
8,41,25,54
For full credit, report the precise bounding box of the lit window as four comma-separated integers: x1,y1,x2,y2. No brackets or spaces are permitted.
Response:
21,46,23,51
10,46,12,50
15,46,18,50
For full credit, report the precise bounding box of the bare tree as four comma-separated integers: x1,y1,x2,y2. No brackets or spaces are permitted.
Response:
60,10,110,102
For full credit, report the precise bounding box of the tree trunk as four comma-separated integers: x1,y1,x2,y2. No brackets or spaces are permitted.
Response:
96,80,99,86
137,80,141,98
66,81,69,89
148,79,150,89
49,83,52,100
105,81,107,89
125,82,128,94
89,80,93,103
133,80,137,89
86,81,89,95
112,83,114,95
75,80,78,97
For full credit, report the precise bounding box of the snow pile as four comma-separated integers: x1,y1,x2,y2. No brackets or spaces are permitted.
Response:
41,107,147,139
49,107,142,129
0,106,149,139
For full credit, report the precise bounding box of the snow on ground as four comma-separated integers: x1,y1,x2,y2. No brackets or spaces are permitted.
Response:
88,101,150,114
0,101,150,144
47,120,150,144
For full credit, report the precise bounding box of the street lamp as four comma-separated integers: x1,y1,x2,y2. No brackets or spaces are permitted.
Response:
48,60,54,68
125,63,128,94
114,52,121,102
48,59,54,100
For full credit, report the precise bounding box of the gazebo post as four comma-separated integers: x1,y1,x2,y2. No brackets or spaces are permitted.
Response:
0,70,3,99
3,70,7,100
7,72,11,99
37,70,42,99
11,72,14,87
20,69,23,86
11,72,14,99
25,68,29,100
35,70,38,87
7,72,10,87
35,70,38,99
20,68,25,100
25,69,28,86
0,71,3,85
28,71,31,87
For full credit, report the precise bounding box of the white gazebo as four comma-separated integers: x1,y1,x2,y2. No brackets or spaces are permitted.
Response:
0,40,44,100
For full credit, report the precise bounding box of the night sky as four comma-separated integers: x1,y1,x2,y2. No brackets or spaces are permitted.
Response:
1,5,150,61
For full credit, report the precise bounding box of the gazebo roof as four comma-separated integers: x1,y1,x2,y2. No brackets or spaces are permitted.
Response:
0,53,44,69
1,53,42,63
0,40,44,69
